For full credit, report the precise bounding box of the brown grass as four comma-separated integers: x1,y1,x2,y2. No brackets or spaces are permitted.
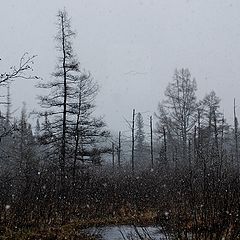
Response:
0,209,157,240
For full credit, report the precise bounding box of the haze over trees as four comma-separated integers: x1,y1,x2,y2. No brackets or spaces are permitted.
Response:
0,8,240,240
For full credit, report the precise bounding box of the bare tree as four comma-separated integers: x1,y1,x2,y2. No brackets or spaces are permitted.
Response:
156,68,199,165
0,53,37,86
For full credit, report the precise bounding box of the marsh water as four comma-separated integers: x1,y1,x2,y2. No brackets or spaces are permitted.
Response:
85,225,169,240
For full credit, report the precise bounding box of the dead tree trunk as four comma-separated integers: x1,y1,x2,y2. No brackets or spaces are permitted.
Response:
234,98,239,165
118,131,121,168
150,116,154,168
131,109,135,175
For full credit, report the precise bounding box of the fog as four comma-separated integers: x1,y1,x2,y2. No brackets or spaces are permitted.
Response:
1,0,240,130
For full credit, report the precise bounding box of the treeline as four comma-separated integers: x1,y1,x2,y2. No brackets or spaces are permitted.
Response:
0,9,239,239
154,69,240,239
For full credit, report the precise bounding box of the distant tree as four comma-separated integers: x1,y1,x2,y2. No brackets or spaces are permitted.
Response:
135,112,147,169
135,113,145,150
14,104,38,182
5,84,11,124
0,53,37,179
0,53,36,141
34,118,40,138
199,91,230,169
234,98,239,165
156,68,199,165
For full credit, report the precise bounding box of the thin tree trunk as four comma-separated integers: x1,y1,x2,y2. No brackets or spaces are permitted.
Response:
234,98,239,166
150,116,154,168
73,83,83,184
131,109,135,175
118,131,121,168
112,142,115,171
163,126,167,164
60,13,67,192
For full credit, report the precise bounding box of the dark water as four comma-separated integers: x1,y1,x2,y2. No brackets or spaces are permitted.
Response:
85,225,168,240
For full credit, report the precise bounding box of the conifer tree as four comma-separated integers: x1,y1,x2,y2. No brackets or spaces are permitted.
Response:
135,112,147,169
38,9,108,193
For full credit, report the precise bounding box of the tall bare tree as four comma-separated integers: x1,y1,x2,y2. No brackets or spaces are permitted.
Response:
156,68,199,164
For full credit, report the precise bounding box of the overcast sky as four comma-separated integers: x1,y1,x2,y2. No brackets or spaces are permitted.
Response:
1,0,240,132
